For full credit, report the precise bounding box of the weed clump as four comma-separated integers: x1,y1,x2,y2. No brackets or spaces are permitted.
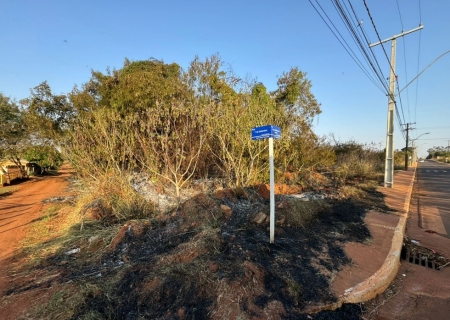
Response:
279,198,332,227
77,174,157,223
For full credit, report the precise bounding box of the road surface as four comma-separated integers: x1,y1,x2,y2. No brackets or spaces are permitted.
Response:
372,162,450,319
0,168,73,319
416,160,450,238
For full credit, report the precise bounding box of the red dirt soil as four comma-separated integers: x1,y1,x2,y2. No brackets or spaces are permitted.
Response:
0,167,72,319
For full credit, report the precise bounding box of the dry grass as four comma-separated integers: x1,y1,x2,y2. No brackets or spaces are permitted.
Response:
281,198,331,227
339,185,365,199
20,200,119,268
11,174,382,319
34,283,119,320
76,174,157,222
0,184,20,196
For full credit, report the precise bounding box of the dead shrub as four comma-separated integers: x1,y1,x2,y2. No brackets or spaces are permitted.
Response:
77,174,156,222
332,140,384,185
279,198,331,227
178,193,223,228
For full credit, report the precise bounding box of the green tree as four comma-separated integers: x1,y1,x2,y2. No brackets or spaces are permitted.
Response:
24,145,63,171
65,59,207,198
20,82,75,144
65,55,326,196
272,67,321,128
0,93,28,174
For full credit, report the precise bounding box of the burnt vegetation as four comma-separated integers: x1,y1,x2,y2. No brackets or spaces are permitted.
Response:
9,184,391,319
1,55,406,319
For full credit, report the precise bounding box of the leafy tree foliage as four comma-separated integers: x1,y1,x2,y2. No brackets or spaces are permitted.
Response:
14,55,329,199
1,91,66,175
24,145,63,170
63,56,327,192
427,146,450,159
20,82,75,143
0,93,28,172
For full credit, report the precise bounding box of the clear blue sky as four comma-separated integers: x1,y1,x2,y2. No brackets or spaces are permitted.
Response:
1,0,449,157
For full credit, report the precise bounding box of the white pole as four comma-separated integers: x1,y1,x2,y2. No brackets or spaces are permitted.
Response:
269,137,275,243
384,39,396,187
370,25,423,187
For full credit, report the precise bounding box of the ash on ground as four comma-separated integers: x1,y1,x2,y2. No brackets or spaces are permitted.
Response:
17,184,390,319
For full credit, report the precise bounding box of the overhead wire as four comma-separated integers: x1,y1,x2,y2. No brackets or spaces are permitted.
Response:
309,0,424,143
332,0,389,93
335,0,407,141
362,0,407,138
396,0,412,123
395,82,407,141
345,0,387,87
362,0,394,80
419,0,422,22
308,0,387,93
395,0,411,139
414,0,423,123
416,126,450,130
417,138,450,141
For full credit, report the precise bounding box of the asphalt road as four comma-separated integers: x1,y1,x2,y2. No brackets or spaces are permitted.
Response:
416,160,450,238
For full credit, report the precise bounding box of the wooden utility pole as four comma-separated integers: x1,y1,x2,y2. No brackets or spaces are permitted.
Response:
404,123,415,170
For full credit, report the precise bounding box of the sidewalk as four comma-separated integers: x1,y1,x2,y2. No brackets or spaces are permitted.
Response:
305,167,416,313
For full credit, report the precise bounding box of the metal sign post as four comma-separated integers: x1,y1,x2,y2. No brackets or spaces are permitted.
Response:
251,125,281,243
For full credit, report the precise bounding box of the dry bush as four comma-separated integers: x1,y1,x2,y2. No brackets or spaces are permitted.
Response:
332,140,384,185
280,198,331,227
338,185,365,199
77,174,156,222
394,150,407,170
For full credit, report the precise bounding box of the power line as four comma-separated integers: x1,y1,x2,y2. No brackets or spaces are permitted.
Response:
417,138,450,141
308,0,387,93
396,0,404,28
416,126,450,130
311,0,384,91
414,30,422,123
331,0,389,93
309,0,414,144
345,0,387,88
395,81,406,125
363,0,417,136
363,0,394,76
362,0,405,119
415,0,423,123
395,103,406,141
419,0,422,22
396,0,411,122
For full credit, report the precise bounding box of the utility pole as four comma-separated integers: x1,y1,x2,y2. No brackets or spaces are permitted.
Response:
403,123,415,170
370,24,423,187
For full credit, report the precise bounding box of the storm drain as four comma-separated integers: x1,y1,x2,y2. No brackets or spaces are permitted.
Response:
401,246,442,270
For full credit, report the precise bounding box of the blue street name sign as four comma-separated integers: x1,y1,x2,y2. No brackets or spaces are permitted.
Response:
251,125,281,140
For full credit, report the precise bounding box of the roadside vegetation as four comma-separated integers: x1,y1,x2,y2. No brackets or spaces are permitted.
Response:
426,146,450,163
1,55,408,318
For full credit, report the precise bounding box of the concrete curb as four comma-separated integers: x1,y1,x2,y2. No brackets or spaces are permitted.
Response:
303,167,417,313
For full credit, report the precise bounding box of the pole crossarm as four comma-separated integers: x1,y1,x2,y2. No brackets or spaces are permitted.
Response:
370,24,424,47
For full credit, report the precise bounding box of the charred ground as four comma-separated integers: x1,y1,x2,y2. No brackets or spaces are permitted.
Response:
4,183,394,319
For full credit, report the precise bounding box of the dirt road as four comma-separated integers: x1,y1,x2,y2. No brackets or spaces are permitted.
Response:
0,171,71,316
0,174,70,261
